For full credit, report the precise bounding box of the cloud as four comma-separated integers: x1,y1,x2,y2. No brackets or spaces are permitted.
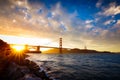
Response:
96,0,103,8
104,19,116,25
85,20,93,24
110,20,120,30
0,0,75,38
98,2,120,16
0,0,120,52
85,24,93,29
116,20,120,25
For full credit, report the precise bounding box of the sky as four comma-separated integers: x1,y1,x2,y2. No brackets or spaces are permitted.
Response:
0,0,120,52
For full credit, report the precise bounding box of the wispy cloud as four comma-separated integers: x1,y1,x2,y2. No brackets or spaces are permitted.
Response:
98,2,120,16
104,19,116,25
85,20,93,24
96,0,103,8
0,0,120,52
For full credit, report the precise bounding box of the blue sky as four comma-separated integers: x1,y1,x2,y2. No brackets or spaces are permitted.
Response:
0,0,120,52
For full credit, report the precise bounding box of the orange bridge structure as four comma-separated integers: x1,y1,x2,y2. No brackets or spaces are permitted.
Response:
10,38,65,53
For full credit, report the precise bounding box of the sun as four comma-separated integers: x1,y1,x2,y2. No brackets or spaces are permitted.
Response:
12,45,25,51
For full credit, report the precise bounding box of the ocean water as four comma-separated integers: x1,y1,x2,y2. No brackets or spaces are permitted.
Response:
27,53,120,80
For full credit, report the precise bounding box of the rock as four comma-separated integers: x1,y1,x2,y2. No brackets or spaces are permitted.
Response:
48,77,56,80
35,70,50,80
19,66,30,74
0,60,9,80
2,58,55,80
25,61,55,80
18,74,42,80
7,62,30,80
27,61,40,72
24,59,30,65
46,67,51,71
0,39,55,80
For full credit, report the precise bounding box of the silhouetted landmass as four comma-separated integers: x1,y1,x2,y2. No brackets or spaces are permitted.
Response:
0,39,55,80
43,48,114,54
27,51,42,53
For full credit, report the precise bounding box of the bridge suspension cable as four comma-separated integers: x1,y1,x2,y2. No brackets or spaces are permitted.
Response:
42,38,59,46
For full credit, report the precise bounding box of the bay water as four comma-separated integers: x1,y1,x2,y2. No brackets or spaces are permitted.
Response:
27,53,120,80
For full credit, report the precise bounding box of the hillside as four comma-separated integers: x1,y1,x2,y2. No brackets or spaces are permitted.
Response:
43,48,112,54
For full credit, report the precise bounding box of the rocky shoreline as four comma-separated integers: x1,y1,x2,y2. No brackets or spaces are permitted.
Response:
9,59,55,80
1,58,55,80
0,39,55,80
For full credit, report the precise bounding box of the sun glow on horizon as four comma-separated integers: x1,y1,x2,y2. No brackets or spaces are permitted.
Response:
11,45,25,52
0,35,60,52
0,35,52,45
40,48,51,51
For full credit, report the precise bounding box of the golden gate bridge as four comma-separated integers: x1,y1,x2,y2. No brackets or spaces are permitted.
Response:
10,38,66,53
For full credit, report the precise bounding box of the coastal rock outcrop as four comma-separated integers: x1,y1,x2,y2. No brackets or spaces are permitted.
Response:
18,74,42,80
0,39,55,80
6,59,55,80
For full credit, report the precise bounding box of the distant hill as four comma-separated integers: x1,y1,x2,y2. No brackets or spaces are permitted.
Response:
43,48,112,54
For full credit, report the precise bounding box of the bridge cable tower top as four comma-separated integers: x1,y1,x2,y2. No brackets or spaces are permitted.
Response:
59,38,62,53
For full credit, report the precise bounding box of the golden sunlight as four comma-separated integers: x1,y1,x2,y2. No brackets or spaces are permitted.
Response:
0,35,52,45
12,45,25,51
40,48,50,51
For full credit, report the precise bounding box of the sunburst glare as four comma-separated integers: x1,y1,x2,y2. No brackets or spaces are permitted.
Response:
10,45,26,64
11,45,25,52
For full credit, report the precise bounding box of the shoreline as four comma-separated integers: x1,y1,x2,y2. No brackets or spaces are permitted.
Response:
0,54,55,80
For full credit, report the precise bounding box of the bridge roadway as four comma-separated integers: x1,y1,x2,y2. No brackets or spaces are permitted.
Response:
10,44,59,48
9,44,70,50
9,38,66,53
10,44,71,53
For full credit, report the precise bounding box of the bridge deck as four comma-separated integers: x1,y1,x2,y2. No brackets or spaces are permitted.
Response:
9,44,70,49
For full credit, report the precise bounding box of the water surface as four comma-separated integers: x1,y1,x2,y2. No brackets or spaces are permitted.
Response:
27,53,120,80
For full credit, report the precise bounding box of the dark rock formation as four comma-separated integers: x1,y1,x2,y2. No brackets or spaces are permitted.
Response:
18,74,42,80
0,39,55,80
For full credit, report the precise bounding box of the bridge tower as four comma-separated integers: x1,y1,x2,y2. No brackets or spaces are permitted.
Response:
59,38,62,53
25,44,29,52
84,46,87,50
36,46,40,51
